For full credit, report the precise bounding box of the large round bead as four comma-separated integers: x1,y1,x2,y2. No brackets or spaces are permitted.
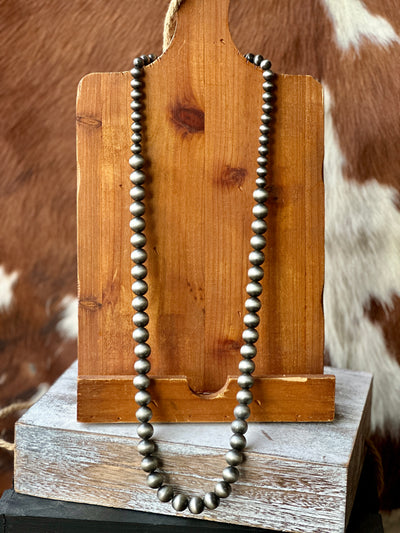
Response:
134,359,150,374
130,218,146,233
130,170,145,184
132,327,149,343
133,312,149,327
236,389,253,405
223,466,240,483
188,496,204,514
249,250,264,265
244,297,261,312
248,266,264,281
133,374,150,390
137,439,155,455
130,201,145,217
231,419,248,434
204,491,220,510
134,343,151,358
246,281,262,296
251,220,267,234
252,203,268,220
147,472,163,488
230,433,247,450
132,295,148,311
130,233,146,248
243,312,259,327
240,343,257,358
242,328,259,343
239,359,255,374
129,154,145,169
172,494,188,512
157,485,174,502
250,235,267,250
131,248,147,263
131,263,147,278
141,455,158,472
136,405,152,422
253,188,269,203
137,422,154,439
130,186,145,201
215,481,231,498
237,373,254,389
233,404,250,421
226,449,244,466
132,280,148,295
133,57,144,68
135,390,151,406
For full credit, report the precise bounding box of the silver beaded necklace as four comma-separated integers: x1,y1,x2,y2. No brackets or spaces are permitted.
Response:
129,52,274,515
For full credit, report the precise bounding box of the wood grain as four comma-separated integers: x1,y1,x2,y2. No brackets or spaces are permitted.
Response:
15,362,372,533
77,0,326,419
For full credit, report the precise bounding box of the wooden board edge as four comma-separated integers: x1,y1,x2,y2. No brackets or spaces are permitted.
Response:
77,374,335,423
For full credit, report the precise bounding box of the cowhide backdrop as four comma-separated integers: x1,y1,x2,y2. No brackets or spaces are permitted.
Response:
0,0,399,515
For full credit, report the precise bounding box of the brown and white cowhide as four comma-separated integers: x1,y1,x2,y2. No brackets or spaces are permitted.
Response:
0,0,399,516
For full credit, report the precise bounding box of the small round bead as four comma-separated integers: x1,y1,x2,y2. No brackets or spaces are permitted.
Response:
132,327,149,343
131,248,147,264
133,374,150,390
250,235,267,251
242,328,258,343
140,55,150,65
258,145,268,157
141,455,158,472
130,67,144,79
261,104,273,115
240,343,257,358
256,177,267,188
130,93,143,104
130,201,145,217
132,280,148,295
131,111,142,122
253,188,269,203
132,295,148,311
259,134,270,146
223,466,240,483
252,204,268,219
172,493,188,512
262,92,273,103
256,166,267,178
188,496,204,514
257,156,268,167
260,59,272,70
133,57,144,68
130,186,145,201
147,472,163,488
234,404,251,421
253,54,263,66
134,359,151,374
261,113,272,124
263,70,274,81
148,54,157,63
246,281,262,297
226,449,244,465
130,143,142,154
244,296,261,313
130,170,145,184
249,250,265,266
133,311,149,327
239,359,255,374
259,123,270,134
204,492,220,510
130,217,146,233
131,263,147,279
230,433,247,450
137,439,155,455
262,81,274,92
237,389,253,405
137,422,154,439
157,485,174,503
231,419,248,435
251,219,267,234
244,53,254,63
248,266,264,281
130,80,143,90
134,342,151,358
135,390,151,406
243,312,259,327
215,481,231,498
130,100,143,111
130,232,147,248
136,405,152,422
129,154,145,169
237,373,255,389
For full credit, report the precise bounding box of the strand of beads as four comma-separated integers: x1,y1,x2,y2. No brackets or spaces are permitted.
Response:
130,54,274,515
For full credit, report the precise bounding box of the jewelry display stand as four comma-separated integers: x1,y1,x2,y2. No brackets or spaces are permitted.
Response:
77,0,335,423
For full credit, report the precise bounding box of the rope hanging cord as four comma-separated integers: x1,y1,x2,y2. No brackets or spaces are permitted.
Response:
163,0,186,51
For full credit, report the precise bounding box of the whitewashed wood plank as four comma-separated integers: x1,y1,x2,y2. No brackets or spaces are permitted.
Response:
14,362,372,533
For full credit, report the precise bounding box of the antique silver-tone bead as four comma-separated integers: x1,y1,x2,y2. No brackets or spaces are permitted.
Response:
130,185,145,200
148,54,157,63
246,281,262,296
253,188,269,203
259,134,270,146
231,418,248,435
130,217,146,233
130,67,144,78
133,374,150,390
262,92,273,103
261,113,272,124
133,55,144,67
141,455,158,472
130,201,145,217
256,166,267,177
131,248,147,263
188,496,204,514
237,389,253,405
226,449,244,465
215,481,231,498
223,466,240,483
258,145,268,156
157,485,174,502
245,53,254,63
233,404,251,421
248,265,264,281
137,422,154,439
136,405,152,422
250,235,267,250
135,390,151,406
256,177,267,188
134,359,151,374
204,492,220,510
251,219,267,234
130,79,143,90
131,263,147,279
130,232,147,248
259,123,270,134
131,111,143,122
253,54,263,66
132,295,148,311
131,122,142,132
133,312,149,327
239,359,255,374
130,93,143,104
230,433,247,450
252,203,268,219
249,250,265,266
240,343,257,358
261,103,273,115
132,327,149,343
243,312,259,327
263,70,274,80
138,439,155,455
129,154,145,169
242,328,258,343
172,493,188,511
130,100,143,111
130,170,145,184
257,156,268,167
134,342,151,358
262,82,274,93
132,280,148,295
147,472,163,488
260,59,272,70
131,143,142,154
237,373,254,389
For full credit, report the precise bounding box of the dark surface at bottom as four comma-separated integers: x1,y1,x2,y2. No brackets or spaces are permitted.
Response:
1,452,383,532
